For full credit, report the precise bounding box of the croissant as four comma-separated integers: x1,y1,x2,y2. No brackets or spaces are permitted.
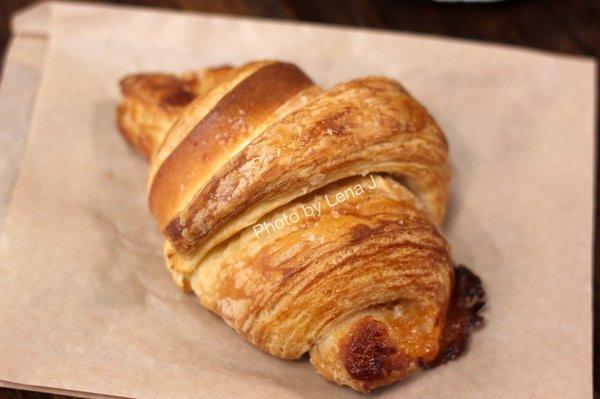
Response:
117,65,233,158
116,60,485,393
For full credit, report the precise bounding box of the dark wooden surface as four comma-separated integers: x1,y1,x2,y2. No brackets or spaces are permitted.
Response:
0,0,598,398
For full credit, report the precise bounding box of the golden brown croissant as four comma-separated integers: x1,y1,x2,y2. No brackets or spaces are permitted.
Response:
116,60,484,393
117,66,233,158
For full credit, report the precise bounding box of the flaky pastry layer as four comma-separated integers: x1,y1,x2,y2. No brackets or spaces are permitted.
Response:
115,60,480,393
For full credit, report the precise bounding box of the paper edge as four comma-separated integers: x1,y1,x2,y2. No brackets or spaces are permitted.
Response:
0,35,49,238
0,379,131,399
11,0,53,38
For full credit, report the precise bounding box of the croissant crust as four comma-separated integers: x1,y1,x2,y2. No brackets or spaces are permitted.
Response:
116,60,484,393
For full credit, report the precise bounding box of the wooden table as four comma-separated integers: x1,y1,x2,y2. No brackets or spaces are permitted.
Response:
0,0,598,398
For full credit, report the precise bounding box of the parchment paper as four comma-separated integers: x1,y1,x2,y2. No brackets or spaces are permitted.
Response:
0,34,47,237
0,2,595,398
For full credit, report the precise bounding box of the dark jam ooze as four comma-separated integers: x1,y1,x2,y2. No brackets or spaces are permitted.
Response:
427,264,486,368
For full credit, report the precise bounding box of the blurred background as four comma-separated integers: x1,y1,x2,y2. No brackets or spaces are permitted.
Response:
1,0,600,67
0,0,598,398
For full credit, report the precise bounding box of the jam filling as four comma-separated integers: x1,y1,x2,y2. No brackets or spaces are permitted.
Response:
426,264,486,368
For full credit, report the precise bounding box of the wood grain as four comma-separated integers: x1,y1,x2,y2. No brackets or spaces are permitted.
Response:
0,0,597,398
